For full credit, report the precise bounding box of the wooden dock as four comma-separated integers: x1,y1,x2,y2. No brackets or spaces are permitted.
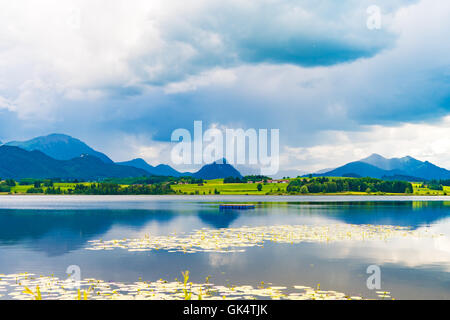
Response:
219,204,255,210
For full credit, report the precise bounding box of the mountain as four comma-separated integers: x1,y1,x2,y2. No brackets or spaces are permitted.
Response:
234,164,260,176
272,169,307,179
315,161,404,179
117,158,191,177
360,154,424,171
360,154,450,180
313,154,450,180
193,159,242,179
0,146,148,180
120,158,241,179
153,164,192,177
5,134,113,164
314,167,335,174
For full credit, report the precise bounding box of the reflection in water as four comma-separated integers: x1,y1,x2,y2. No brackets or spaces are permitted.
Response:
290,201,450,227
0,209,175,255
0,198,448,300
0,201,448,255
198,212,239,229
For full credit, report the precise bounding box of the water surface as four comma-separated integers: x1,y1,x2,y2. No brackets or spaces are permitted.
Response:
0,195,449,300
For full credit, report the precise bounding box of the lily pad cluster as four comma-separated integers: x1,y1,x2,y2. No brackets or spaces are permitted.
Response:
0,272,375,300
86,224,440,253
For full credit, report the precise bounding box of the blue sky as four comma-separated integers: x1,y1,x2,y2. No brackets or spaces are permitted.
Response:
0,0,449,173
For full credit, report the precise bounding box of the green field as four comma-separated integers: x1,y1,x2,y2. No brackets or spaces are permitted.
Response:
0,179,448,196
8,182,92,194
173,180,450,196
172,179,289,195
411,183,450,196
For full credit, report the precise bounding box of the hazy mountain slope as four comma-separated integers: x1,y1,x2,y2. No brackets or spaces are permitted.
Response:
318,161,404,179
316,154,450,180
117,158,155,174
360,154,424,171
153,164,192,177
0,146,147,180
117,158,191,177
5,134,113,163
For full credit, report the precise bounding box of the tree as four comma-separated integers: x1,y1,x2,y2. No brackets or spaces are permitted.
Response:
325,182,338,193
44,180,53,187
257,183,263,192
300,186,309,194
343,181,349,192
0,185,11,192
5,179,16,187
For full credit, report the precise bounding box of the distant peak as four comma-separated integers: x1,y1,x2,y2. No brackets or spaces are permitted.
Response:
364,153,386,160
40,133,74,141
130,158,147,163
213,158,228,165
47,133,72,138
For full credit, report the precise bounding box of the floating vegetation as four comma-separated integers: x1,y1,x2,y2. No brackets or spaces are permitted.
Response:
376,291,393,299
0,272,382,300
86,224,441,254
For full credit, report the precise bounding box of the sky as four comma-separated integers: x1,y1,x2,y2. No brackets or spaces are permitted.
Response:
0,0,449,174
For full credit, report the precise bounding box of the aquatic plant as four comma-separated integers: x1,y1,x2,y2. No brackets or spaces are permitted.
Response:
22,285,42,300
86,224,442,254
0,272,380,300
181,270,192,300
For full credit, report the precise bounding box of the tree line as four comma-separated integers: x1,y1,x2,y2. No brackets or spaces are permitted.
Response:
421,179,450,191
44,182,175,195
223,175,272,183
286,177,413,194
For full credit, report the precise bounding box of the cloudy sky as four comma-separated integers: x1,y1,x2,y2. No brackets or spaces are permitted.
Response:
0,0,449,173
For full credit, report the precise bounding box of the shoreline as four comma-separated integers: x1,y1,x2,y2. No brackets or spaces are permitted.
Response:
1,193,449,197
0,194,449,201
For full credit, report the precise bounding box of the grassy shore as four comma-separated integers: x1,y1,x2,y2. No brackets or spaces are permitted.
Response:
3,182,92,195
0,180,449,195
172,179,450,196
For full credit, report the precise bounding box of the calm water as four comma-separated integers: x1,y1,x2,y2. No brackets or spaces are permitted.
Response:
0,195,449,300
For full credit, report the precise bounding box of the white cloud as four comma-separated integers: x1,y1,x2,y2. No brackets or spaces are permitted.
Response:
283,115,450,172
0,0,449,172
0,0,408,118
164,69,237,94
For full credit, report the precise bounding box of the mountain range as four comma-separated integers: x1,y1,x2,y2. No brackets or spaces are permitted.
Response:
0,146,148,180
0,134,244,180
5,134,113,164
116,158,190,177
1,134,449,181
311,154,450,180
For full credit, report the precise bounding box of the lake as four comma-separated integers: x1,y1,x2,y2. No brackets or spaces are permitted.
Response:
0,195,449,300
